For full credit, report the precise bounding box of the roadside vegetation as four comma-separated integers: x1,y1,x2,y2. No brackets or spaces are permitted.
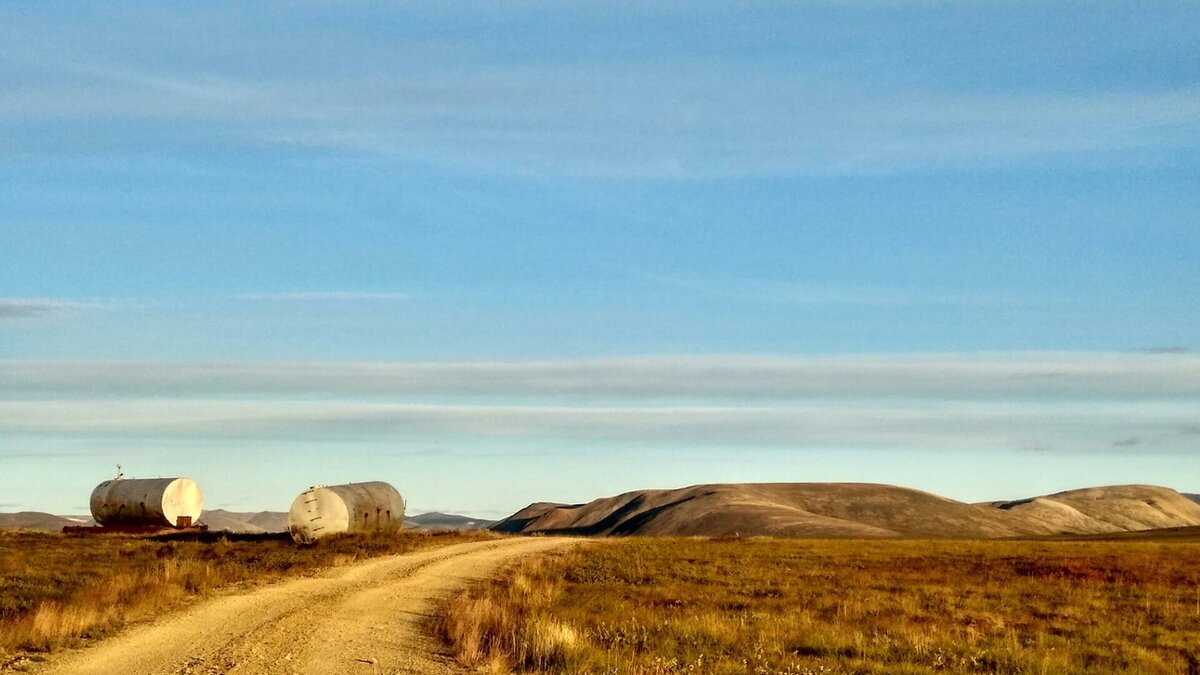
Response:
438,537,1200,674
0,528,496,668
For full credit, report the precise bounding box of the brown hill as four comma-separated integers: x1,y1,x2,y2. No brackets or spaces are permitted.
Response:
199,510,290,533
0,509,493,534
492,483,1200,539
0,512,92,531
406,512,496,530
0,510,283,533
199,510,496,533
993,485,1200,535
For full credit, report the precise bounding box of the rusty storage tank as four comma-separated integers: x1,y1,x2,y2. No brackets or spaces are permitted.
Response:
288,481,406,543
90,477,205,528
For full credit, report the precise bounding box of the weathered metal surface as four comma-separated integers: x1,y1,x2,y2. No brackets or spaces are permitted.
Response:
89,477,205,528
288,481,406,543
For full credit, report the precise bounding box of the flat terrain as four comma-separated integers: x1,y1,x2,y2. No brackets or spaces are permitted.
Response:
22,538,572,675
442,537,1200,674
493,482,1200,538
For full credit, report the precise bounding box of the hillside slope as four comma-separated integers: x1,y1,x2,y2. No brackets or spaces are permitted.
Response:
406,512,497,530
200,510,289,533
200,510,496,533
493,483,1200,538
994,485,1200,535
0,512,90,531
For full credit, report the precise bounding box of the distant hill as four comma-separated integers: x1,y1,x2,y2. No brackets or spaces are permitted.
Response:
201,510,495,533
492,483,1200,539
992,485,1200,535
1185,493,1200,506
0,509,282,534
0,509,493,533
0,512,91,531
199,510,289,533
406,512,496,530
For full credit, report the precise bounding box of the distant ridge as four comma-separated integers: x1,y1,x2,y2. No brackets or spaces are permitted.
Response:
0,510,494,533
8,488,1196,538
200,510,496,533
0,512,91,531
492,483,1200,538
406,512,497,530
200,510,289,534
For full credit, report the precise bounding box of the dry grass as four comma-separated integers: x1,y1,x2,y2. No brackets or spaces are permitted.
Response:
438,537,1200,674
0,528,496,667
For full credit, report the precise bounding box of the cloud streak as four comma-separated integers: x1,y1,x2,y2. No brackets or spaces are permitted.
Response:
0,354,1196,458
2,3,1197,176
638,273,1027,308
0,399,1195,456
2,354,1197,400
0,298,95,319
234,291,412,301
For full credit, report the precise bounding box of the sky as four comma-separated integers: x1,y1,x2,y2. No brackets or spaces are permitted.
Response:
1,1,1197,517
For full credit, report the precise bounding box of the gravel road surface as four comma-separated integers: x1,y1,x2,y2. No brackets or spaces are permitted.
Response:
34,537,574,675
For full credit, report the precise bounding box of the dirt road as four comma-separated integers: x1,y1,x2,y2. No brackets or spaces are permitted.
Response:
34,537,575,675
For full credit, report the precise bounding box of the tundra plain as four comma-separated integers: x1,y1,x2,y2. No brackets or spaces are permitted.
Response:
440,536,1200,674
3,483,1200,674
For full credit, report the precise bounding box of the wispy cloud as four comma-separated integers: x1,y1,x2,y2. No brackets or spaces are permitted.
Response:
1128,346,1191,355
0,398,1195,456
167,79,1200,177
0,298,96,319
2,354,1197,399
2,8,1197,177
0,354,1196,457
234,291,412,301
637,273,1023,308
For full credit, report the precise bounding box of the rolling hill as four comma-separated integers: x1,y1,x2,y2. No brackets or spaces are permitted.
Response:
406,512,497,530
8,485,1195,538
492,483,1200,538
200,510,496,533
199,510,289,533
0,512,91,531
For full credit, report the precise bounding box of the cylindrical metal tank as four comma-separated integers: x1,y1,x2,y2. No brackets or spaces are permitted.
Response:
90,477,204,528
288,481,406,543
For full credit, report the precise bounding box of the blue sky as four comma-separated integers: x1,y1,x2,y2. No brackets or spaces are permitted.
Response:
1,1,1197,516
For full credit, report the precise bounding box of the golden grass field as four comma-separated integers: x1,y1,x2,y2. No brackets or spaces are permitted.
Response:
439,537,1200,674
0,529,495,668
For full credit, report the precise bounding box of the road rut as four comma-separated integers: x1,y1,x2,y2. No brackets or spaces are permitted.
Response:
34,537,574,675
